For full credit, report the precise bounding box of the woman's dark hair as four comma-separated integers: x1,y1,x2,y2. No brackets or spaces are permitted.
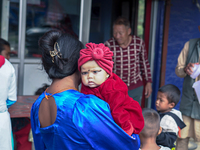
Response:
0,38,10,53
39,30,84,79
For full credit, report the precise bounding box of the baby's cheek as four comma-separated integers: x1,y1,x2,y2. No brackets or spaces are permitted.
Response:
82,77,88,84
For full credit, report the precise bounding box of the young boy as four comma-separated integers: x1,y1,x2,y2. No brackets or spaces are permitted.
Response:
139,108,170,150
78,43,144,136
155,84,186,148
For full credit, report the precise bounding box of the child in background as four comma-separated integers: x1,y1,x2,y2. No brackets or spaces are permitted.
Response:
0,54,17,150
0,37,32,150
78,43,144,136
139,108,170,150
35,84,50,95
155,84,186,148
0,38,17,149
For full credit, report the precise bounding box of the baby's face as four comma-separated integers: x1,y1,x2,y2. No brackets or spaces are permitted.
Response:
81,60,109,88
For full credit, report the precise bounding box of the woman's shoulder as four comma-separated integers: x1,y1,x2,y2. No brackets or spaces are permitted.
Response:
76,94,110,110
32,91,111,119
74,93,111,117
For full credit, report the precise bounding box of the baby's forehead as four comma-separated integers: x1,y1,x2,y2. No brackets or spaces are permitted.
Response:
81,61,101,69
81,65,102,71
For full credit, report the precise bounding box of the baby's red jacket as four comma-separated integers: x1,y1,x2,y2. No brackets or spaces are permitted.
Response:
81,73,144,135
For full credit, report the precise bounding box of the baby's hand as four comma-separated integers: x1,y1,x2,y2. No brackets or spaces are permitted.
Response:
125,122,134,136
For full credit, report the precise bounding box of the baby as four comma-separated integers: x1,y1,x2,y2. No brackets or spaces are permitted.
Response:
78,43,144,136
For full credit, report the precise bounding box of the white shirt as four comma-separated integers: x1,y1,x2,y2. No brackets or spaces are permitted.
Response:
160,109,183,134
0,59,17,112
139,145,171,150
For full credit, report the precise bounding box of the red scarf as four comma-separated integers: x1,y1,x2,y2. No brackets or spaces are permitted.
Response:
0,55,5,68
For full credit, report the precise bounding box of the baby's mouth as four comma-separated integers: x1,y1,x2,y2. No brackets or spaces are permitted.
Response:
88,81,95,84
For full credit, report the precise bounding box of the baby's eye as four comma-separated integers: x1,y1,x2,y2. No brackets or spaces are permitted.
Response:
93,70,101,74
81,72,88,75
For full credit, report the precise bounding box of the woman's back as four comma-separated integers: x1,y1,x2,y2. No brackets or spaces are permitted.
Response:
32,89,88,149
31,89,140,150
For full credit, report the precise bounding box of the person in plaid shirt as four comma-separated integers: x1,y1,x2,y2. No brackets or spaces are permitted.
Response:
104,16,152,105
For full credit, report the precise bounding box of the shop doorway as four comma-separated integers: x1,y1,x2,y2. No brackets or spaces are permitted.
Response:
89,0,145,43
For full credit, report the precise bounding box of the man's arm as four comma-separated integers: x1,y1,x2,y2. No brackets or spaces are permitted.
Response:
139,39,152,98
175,41,190,78
184,62,199,75
176,41,200,78
145,82,152,98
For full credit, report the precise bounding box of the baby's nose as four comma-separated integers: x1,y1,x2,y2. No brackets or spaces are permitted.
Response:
88,72,93,78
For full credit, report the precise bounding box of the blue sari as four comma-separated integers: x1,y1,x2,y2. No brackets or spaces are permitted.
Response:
31,90,140,150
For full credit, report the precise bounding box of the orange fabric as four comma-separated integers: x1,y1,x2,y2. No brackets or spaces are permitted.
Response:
125,120,134,136
178,126,181,138
44,87,77,99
